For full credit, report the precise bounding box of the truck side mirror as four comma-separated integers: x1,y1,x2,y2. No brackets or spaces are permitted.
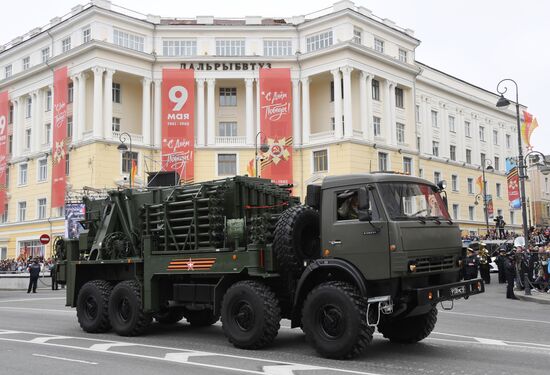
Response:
357,186,372,222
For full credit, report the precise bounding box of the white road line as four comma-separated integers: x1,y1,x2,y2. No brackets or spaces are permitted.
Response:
89,342,138,351
263,364,323,375
32,353,98,365
439,310,550,325
164,352,218,362
474,338,507,346
0,330,18,334
0,297,65,303
30,336,70,344
0,306,73,314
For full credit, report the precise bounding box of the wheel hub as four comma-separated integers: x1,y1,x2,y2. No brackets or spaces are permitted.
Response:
118,297,131,322
233,301,255,331
318,304,345,339
84,297,98,320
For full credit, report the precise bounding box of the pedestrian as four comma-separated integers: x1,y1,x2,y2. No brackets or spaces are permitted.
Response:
27,259,41,294
478,243,491,284
496,248,507,284
49,262,58,290
463,248,479,280
504,251,519,300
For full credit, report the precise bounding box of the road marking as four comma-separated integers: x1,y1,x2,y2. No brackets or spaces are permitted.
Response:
263,365,323,374
89,342,138,351
439,310,550,325
0,306,73,314
164,352,213,362
30,336,70,344
474,338,507,346
0,297,65,303
0,330,18,334
32,353,98,365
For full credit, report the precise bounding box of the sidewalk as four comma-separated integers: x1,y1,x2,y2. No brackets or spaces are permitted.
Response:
516,289,550,305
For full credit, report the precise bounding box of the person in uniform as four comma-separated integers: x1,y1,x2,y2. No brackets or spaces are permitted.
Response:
27,259,41,294
337,191,359,220
463,248,479,280
478,243,491,284
504,251,519,300
496,248,507,284
49,262,58,290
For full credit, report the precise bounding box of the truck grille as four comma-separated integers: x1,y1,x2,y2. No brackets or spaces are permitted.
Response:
415,255,455,273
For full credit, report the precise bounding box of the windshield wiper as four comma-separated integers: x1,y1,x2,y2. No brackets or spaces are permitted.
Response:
394,215,426,223
424,216,442,224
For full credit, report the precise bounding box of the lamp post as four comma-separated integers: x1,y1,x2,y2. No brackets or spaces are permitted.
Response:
254,131,269,177
496,79,529,243
474,159,494,236
116,132,133,188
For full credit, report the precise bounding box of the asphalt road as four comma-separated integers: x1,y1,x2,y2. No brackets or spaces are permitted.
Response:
1,274,549,375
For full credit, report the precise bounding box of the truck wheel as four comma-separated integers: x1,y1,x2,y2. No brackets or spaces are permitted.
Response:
108,280,152,336
154,308,185,325
76,280,112,333
273,205,320,275
184,308,219,327
221,280,281,349
302,281,373,359
377,307,438,343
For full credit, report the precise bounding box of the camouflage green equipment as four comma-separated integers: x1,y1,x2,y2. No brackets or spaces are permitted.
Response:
56,173,484,359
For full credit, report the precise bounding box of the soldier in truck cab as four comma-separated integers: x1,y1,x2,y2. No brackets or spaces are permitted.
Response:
337,190,359,220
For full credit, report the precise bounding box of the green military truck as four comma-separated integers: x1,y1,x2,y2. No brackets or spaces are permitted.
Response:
55,173,484,359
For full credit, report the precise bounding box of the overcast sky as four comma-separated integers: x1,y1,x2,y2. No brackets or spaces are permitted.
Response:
1,0,548,153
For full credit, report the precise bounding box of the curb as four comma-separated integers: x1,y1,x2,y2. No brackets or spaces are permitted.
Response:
516,293,550,305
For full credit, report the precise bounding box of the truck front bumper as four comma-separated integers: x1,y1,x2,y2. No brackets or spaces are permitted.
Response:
415,278,484,306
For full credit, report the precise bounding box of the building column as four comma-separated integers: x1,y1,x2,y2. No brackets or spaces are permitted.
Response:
206,78,216,146
71,76,79,144
342,66,353,138
422,97,431,155
388,81,397,145
153,79,162,148
245,78,254,145
291,78,301,146
301,77,310,144
12,98,21,157
440,104,449,158
77,72,87,141
331,69,343,138
383,80,392,144
141,78,151,145
196,78,205,146
30,90,40,152
456,109,464,162
255,78,261,140
103,69,114,139
92,66,105,138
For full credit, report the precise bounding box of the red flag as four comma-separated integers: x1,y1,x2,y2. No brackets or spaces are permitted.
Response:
130,159,137,186
51,67,68,208
161,69,195,184
259,68,293,185
0,91,8,215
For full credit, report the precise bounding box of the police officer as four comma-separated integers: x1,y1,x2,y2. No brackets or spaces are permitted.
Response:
27,259,41,294
504,251,519,300
496,248,507,284
463,248,479,280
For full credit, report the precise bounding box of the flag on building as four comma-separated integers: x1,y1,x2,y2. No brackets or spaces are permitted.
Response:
130,159,137,186
520,110,539,151
246,158,255,177
476,175,484,194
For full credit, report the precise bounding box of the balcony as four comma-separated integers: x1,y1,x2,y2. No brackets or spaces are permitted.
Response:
215,136,246,145
112,131,143,144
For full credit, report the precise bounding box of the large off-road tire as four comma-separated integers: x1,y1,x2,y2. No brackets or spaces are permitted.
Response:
301,281,373,359
221,280,281,350
184,308,219,327
108,280,152,336
154,308,185,325
377,307,438,344
76,280,112,333
273,205,320,275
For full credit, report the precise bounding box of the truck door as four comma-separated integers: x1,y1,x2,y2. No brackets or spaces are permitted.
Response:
322,186,390,280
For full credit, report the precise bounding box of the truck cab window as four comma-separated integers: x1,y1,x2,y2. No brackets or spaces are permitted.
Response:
337,189,380,221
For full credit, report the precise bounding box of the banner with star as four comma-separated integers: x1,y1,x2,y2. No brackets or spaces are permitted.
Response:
505,158,521,209
161,69,195,184
0,91,8,215
259,68,293,185
51,66,68,208
520,110,538,151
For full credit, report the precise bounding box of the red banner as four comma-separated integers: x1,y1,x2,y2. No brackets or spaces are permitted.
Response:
161,69,195,183
259,68,293,185
51,67,68,208
0,91,8,215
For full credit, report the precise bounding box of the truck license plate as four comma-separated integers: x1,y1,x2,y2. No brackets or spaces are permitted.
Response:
450,286,466,296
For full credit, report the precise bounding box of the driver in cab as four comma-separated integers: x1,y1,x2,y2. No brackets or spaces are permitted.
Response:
338,190,359,220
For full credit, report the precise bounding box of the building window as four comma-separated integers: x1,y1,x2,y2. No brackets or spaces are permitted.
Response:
374,38,384,53
41,47,50,63
506,134,511,148
451,175,458,191
8,136,12,154
373,116,381,137
546,177,549,193
450,145,456,161
22,56,30,70
218,122,237,137
313,150,328,173
469,206,475,221
216,39,245,56
18,202,27,222
494,156,500,171
4,64,13,79
378,152,388,171
1,204,8,223
26,97,32,118
163,39,197,56
452,204,459,220
415,105,420,123
448,115,455,132
496,183,502,198
113,29,144,52
432,141,439,156
396,123,405,144
467,178,474,194
5,167,9,188
480,153,486,167
121,151,138,173
37,198,47,220
44,123,51,145
112,117,121,132
493,129,499,145
371,79,380,100
465,121,471,137
112,83,121,104
419,168,423,178
398,48,407,62
38,158,47,182
306,31,333,53
65,153,70,176
25,129,31,150
434,171,441,184
68,82,73,103
431,110,438,128
352,28,362,44
510,210,515,224
263,40,292,56
219,87,237,106
82,27,91,43
218,154,237,176
45,90,52,111
8,104,13,124
67,116,73,138
479,125,485,141
395,87,404,108
62,37,71,52
466,149,472,164
403,157,412,175
416,136,421,151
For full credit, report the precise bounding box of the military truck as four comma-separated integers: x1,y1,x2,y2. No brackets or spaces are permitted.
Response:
55,173,484,359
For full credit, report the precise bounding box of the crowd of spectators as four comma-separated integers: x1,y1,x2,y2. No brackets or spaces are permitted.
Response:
0,256,55,273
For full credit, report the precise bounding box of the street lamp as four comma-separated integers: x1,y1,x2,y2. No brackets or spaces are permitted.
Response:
474,159,494,236
116,132,133,188
255,131,269,177
496,79,529,243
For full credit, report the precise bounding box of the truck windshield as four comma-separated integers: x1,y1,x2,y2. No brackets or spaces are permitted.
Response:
378,182,451,221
